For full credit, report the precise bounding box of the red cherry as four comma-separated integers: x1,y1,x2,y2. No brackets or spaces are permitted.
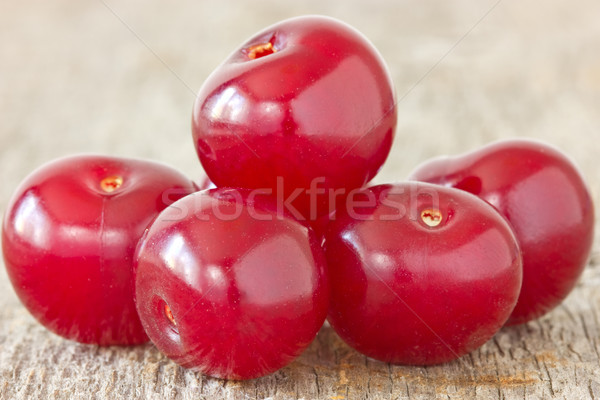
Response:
324,183,522,365
134,188,329,380
192,15,397,220
409,139,595,325
1,155,197,345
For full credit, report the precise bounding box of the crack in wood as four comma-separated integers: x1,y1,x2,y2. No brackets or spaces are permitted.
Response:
312,367,320,399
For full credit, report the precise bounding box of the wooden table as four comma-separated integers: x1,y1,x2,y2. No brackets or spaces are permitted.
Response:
1,1,599,398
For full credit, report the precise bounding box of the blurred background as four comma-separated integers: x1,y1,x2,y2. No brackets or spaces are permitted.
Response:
1,0,599,397
1,0,599,203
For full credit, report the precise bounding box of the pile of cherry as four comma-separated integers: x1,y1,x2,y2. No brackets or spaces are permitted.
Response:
2,16,595,380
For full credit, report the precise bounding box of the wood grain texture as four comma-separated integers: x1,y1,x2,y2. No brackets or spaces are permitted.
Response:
1,1,600,399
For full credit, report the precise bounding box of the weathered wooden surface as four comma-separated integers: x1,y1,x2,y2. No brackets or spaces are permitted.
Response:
1,1,600,399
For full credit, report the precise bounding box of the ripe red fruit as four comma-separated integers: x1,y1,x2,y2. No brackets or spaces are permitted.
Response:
409,139,594,325
2,155,197,345
134,188,329,380
324,183,522,365
192,15,397,219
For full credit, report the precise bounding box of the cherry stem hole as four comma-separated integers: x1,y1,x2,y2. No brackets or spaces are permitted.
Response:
164,304,177,327
421,209,443,227
100,176,123,193
247,42,276,59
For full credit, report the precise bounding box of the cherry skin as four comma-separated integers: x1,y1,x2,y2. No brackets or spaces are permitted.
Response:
134,188,329,380
409,139,595,325
324,182,522,365
2,155,197,345
192,15,397,220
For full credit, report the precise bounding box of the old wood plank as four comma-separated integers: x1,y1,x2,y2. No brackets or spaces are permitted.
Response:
1,261,600,400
